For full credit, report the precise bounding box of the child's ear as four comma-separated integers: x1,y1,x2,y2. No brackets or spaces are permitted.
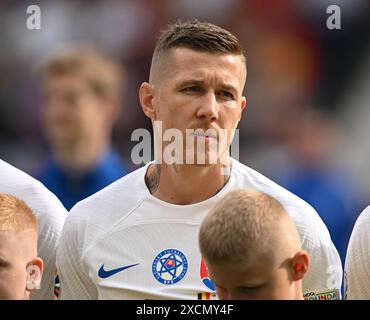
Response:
26,258,44,291
290,250,310,281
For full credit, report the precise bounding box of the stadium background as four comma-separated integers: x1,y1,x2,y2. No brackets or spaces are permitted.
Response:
0,0,370,265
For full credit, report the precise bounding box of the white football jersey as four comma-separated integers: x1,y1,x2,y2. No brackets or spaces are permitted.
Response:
57,159,342,300
0,159,67,300
345,206,370,299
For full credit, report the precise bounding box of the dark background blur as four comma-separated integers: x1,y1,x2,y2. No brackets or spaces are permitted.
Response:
1,0,370,264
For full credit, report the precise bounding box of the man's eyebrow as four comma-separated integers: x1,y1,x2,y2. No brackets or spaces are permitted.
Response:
176,80,238,92
176,79,205,88
219,84,238,94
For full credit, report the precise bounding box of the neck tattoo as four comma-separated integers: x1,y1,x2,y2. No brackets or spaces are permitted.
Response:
145,164,161,194
145,163,232,196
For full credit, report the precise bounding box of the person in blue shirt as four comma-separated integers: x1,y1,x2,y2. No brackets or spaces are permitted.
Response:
268,107,361,268
36,46,130,210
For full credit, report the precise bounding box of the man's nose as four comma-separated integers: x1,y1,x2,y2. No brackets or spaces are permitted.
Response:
196,91,219,122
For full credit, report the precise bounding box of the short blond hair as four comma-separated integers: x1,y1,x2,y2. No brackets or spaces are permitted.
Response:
0,193,38,232
154,19,246,59
150,20,247,84
40,46,124,103
199,189,297,265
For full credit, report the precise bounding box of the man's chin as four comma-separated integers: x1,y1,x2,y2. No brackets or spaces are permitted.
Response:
184,153,222,166
51,136,80,150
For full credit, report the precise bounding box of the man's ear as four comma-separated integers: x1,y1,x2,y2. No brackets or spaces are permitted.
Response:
290,250,310,281
241,97,247,111
139,82,157,120
237,97,247,122
26,258,44,292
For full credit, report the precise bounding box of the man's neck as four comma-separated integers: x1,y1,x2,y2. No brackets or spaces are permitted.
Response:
145,160,232,205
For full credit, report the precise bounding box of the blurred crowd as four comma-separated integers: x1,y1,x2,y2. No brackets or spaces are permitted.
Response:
1,0,370,264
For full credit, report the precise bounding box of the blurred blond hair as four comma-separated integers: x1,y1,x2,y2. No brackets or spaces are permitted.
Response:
40,45,124,105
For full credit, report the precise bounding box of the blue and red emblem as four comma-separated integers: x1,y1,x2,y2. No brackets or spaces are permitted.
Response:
200,259,215,291
152,249,188,285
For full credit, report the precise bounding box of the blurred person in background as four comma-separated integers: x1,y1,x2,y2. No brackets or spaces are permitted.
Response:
36,47,130,210
0,193,43,300
268,107,361,268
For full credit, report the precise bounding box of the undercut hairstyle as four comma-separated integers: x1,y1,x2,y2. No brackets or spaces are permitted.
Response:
199,189,296,265
40,46,124,103
0,193,38,233
153,19,246,62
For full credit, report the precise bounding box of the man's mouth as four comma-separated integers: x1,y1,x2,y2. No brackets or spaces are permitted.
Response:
193,132,217,142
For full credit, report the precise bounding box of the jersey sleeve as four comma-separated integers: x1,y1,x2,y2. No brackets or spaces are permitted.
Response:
31,205,65,300
56,212,98,299
344,206,370,299
294,206,343,300
302,236,343,300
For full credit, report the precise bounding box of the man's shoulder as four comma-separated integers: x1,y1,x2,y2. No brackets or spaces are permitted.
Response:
0,159,67,219
62,164,150,251
350,206,370,241
232,159,312,209
1,158,47,192
356,206,370,225
0,160,66,241
67,164,149,222
231,159,329,237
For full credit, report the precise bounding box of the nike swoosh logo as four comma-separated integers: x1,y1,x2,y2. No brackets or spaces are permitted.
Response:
98,263,139,279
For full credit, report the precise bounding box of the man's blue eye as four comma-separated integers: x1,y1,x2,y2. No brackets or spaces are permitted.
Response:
220,91,234,99
183,86,202,92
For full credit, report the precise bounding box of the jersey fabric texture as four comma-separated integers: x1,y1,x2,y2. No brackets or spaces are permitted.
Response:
57,159,342,299
0,159,67,300
345,206,370,299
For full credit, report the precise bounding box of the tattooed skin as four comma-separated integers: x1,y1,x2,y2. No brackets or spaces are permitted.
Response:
145,163,231,196
145,164,161,194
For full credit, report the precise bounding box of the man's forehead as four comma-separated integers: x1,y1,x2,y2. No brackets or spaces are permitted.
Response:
151,47,246,84
156,50,244,86
170,48,245,69
175,71,240,84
